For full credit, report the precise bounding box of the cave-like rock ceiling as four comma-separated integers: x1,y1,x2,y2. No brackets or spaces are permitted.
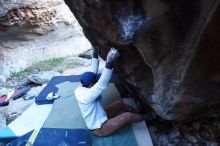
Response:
65,0,220,121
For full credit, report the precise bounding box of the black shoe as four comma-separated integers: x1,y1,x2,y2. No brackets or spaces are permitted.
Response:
0,100,9,107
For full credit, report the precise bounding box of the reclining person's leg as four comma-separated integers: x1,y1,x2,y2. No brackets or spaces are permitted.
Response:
105,100,141,118
92,112,143,137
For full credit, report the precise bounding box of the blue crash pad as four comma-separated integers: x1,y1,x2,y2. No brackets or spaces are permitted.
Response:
6,128,90,146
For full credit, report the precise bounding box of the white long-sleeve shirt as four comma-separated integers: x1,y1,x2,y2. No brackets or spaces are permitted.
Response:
75,58,113,130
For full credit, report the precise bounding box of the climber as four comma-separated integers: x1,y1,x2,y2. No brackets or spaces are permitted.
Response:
75,47,155,137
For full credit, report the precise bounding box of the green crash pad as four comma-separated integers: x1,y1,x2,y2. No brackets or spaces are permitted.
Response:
43,81,138,146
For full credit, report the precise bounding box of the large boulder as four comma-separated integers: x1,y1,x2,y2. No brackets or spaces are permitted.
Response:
0,0,91,79
64,0,220,121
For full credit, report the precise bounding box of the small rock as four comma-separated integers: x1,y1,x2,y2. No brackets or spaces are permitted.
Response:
27,71,61,85
78,54,92,59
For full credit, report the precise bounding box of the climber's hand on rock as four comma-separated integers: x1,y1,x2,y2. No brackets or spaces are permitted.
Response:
106,48,120,63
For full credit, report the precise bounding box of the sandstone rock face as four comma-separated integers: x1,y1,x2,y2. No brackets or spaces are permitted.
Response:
0,0,91,80
64,0,220,121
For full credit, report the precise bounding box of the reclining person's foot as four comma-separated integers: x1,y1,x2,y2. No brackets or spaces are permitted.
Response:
143,112,156,122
